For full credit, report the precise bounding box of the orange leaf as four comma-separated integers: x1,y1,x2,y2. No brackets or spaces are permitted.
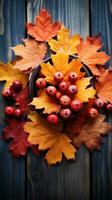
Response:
24,112,76,165
77,36,111,75
96,69,112,103
41,53,83,85
27,9,61,42
48,26,80,54
72,114,111,150
30,89,61,114
0,62,28,89
75,77,96,102
11,39,47,71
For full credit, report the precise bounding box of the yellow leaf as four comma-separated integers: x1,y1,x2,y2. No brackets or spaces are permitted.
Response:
24,112,76,165
41,53,83,84
30,89,61,114
48,26,80,55
75,77,96,102
11,39,47,71
0,62,28,89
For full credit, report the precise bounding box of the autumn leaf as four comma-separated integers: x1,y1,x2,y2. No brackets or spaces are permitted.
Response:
77,36,111,75
75,77,96,102
0,62,28,89
96,69,112,103
71,114,111,150
48,26,80,54
11,39,47,71
30,89,61,114
24,112,76,165
41,53,83,84
27,9,61,42
3,119,30,157
15,86,30,113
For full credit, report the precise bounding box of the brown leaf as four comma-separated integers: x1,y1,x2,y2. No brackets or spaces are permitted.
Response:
72,114,111,150
27,9,61,42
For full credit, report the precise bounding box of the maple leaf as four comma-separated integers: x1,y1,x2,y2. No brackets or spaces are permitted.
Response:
11,39,47,71
71,114,111,150
96,69,112,103
0,62,28,90
75,77,96,102
41,53,83,85
77,36,111,75
24,112,76,165
30,89,61,114
3,119,30,157
15,86,30,113
27,9,61,42
48,26,80,54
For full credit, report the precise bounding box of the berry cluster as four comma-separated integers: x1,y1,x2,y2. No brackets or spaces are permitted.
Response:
36,71,83,124
2,80,23,117
36,71,112,125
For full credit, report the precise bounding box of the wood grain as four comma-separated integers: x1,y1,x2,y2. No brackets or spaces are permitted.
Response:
26,1,90,200
90,0,112,199
0,0,26,200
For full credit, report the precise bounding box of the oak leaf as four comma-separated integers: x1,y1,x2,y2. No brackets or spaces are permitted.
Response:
27,9,61,42
75,77,96,102
72,114,111,150
0,62,28,89
24,112,76,165
30,89,61,114
96,70,112,103
41,53,83,85
3,119,30,157
77,36,111,75
48,26,80,54
11,39,47,71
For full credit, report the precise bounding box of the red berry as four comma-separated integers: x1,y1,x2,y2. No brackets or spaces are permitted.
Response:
69,72,78,82
56,91,62,99
59,81,68,92
47,114,58,124
54,71,64,83
36,78,46,89
106,103,112,112
12,80,22,92
60,108,72,119
88,108,99,118
2,88,12,98
71,100,83,111
46,86,57,96
59,95,71,107
68,85,78,95
14,109,22,117
95,98,104,108
5,106,14,116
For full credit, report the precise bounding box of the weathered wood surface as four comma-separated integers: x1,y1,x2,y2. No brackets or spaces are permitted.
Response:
26,1,90,200
0,1,26,200
90,0,112,199
0,0,112,199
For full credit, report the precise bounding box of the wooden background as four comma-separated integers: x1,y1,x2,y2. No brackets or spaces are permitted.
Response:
0,0,112,199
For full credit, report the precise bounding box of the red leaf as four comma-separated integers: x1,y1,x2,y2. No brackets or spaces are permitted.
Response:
15,87,30,113
27,9,61,42
3,119,30,157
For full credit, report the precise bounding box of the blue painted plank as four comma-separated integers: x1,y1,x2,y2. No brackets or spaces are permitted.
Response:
26,1,90,200
0,0,26,200
90,0,112,199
